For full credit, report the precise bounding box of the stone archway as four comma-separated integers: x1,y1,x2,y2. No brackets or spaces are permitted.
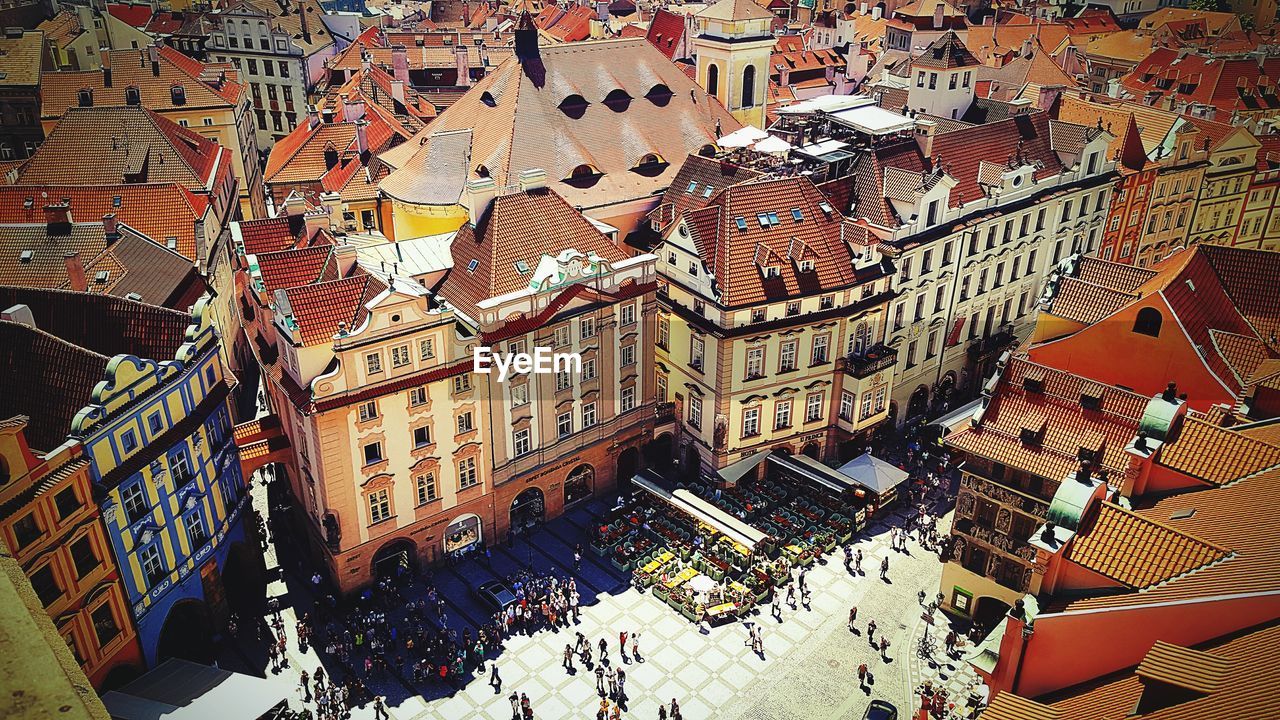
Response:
908,384,931,419
801,441,821,460
563,464,594,508
371,537,417,579
645,433,674,474
510,488,545,535
157,599,214,664
616,446,641,489
972,595,1012,635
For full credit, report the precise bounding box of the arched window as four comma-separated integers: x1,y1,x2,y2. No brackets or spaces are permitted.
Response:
569,164,600,179
742,65,756,108
1133,307,1162,337
707,64,719,97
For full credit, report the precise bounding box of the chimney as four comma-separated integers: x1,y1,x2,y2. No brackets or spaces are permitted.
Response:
299,0,311,44
102,213,120,242
463,177,498,226
932,3,944,29
859,1,867,13
44,201,72,235
780,63,791,87
321,107,336,124
515,13,539,63
871,6,882,20
64,252,87,292
342,93,365,122
391,80,406,106
283,195,308,216
392,44,409,84
355,118,369,158
319,191,342,220
455,44,471,87
334,242,359,275
915,117,938,158
1021,37,1033,59
518,167,547,193
361,51,372,75
1,303,36,327
304,209,331,237
149,44,161,76
103,65,112,88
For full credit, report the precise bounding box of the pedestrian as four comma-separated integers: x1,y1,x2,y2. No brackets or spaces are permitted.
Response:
574,546,582,571
857,662,867,686
918,589,926,605
798,568,808,591
564,643,575,671
616,667,626,700
847,605,857,631
631,632,641,661
599,637,608,661
879,636,890,660
606,666,618,699
854,547,863,573
771,593,782,620
373,696,389,720
509,692,520,720
880,555,890,580
490,661,502,689
619,630,629,659
868,618,877,642
658,704,668,720
595,663,606,696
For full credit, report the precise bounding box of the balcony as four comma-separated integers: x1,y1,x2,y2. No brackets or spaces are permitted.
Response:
968,323,1017,361
654,401,676,425
838,343,897,379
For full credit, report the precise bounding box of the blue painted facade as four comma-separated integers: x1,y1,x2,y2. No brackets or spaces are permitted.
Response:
72,296,252,667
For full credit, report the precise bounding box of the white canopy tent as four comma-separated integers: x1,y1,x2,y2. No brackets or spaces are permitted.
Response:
716,125,770,149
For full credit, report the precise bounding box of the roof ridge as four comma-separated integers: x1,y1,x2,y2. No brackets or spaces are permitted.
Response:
1101,500,1230,555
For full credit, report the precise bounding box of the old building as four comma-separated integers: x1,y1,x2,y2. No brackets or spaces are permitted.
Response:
38,45,265,219
379,24,739,240
0,287,254,669
691,0,775,130
0,418,145,690
0,28,51,161
651,164,896,475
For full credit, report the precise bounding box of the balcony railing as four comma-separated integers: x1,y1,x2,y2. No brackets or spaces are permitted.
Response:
838,343,897,379
654,402,675,425
968,323,1017,360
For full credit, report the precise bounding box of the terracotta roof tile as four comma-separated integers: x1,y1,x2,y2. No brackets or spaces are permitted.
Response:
283,273,381,347
1156,415,1280,486
1064,502,1228,589
647,154,763,233
0,31,44,88
911,31,979,70
645,8,686,59
41,46,242,119
237,216,309,256
254,245,334,294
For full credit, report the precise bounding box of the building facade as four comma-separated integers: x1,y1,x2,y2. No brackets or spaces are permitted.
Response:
0,419,145,690
691,0,775,130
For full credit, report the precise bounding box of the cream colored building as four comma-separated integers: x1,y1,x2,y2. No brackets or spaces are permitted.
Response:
691,0,775,130
652,172,896,477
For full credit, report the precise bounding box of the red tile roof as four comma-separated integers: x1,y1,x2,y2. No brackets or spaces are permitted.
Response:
254,245,335,295
645,8,686,59
284,273,384,346
1121,49,1280,115
1064,501,1228,589
1156,414,1280,486
106,3,152,28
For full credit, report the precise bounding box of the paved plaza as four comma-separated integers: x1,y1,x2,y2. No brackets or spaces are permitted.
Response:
218,473,980,720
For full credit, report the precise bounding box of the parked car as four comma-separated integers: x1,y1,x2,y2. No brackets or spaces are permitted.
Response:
862,700,897,720
475,579,518,612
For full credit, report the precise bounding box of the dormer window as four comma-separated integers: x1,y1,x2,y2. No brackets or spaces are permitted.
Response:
734,216,748,231
634,153,666,173
170,85,187,105
1080,392,1102,411
558,94,589,118
791,208,803,222
799,259,815,273
125,86,141,106
78,88,93,107
602,88,632,112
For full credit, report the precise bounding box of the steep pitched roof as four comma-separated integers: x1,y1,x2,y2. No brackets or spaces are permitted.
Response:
0,31,45,88
647,153,763,233
283,273,384,347
444,186,628,315
41,46,243,119
1064,501,1228,589
380,38,740,210
669,175,866,308
645,8,686,59
911,31,979,71
696,0,772,22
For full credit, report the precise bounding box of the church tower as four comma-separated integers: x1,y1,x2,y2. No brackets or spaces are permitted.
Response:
691,0,775,129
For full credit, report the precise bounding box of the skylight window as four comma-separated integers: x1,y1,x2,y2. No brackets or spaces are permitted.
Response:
467,259,479,272
687,181,698,193
791,208,804,222
767,212,779,225
819,201,834,214
735,217,748,231
757,213,770,227
19,250,33,263
112,195,122,207
95,271,110,284
514,260,531,274
703,185,714,198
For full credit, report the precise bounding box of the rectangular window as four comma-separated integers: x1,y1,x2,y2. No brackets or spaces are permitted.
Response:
31,564,61,605
690,336,705,371
391,344,411,368
746,347,764,378
582,402,597,428
775,399,792,429
621,386,636,413
580,316,596,340
413,426,431,447
811,335,829,365
458,457,478,489
861,391,875,419
928,72,937,89
742,407,760,437
926,330,938,358
148,412,163,435
511,383,529,407
54,487,80,520
70,535,98,578
557,412,573,438
419,338,435,359
620,303,636,326
368,489,391,524
582,358,597,381
121,430,137,454
453,374,471,393
819,295,834,310
921,250,933,274
185,511,207,548
457,412,474,434
365,352,383,374
839,391,854,421
656,315,669,349
805,392,824,422
779,341,797,372
894,303,904,330
900,257,912,280
556,370,572,391
752,308,767,323
363,442,383,465
689,395,703,429
122,484,148,524
141,544,165,586
621,344,636,367
786,301,801,316
875,386,887,412
553,326,570,348
1025,250,1037,276
409,386,428,406
514,428,531,456
906,340,918,367
358,400,378,422
416,473,437,504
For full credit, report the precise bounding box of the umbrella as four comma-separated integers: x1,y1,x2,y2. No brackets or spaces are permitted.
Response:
753,135,793,154
688,574,717,594
717,126,769,149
